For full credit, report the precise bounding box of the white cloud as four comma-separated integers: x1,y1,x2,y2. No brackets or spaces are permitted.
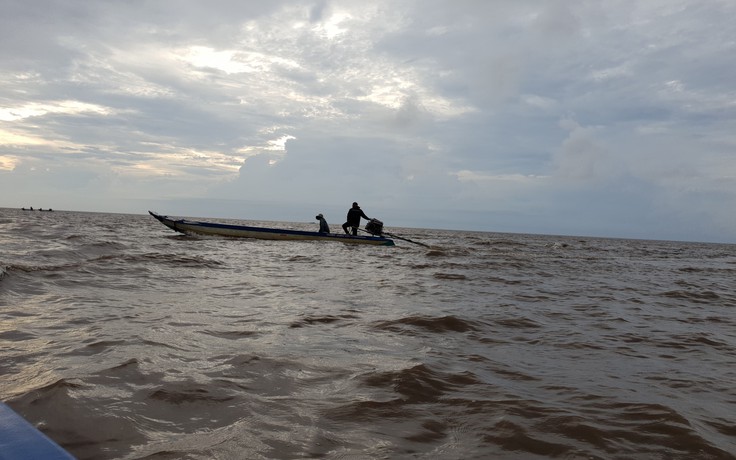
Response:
0,100,111,122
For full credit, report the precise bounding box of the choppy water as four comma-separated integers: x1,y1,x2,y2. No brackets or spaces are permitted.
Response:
1,208,734,459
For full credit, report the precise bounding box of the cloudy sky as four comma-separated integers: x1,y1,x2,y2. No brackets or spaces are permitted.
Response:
1,1,735,242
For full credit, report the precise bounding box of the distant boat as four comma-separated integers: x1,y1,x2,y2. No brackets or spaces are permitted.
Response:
149,211,395,246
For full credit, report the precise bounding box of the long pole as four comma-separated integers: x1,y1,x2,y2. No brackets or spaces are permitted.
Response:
359,228,430,248
385,232,431,248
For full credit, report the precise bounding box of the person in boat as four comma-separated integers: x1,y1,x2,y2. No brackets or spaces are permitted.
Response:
342,202,370,236
316,213,330,233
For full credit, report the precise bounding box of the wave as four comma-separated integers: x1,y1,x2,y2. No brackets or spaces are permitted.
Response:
327,363,483,422
11,378,85,405
433,272,468,280
289,314,358,328
425,247,474,258
661,289,722,303
148,385,235,405
493,317,542,329
472,239,529,248
200,329,261,339
668,332,732,351
678,266,736,274
442,397,734,458
372,315,480,333
88,358,155,386
63,340,128,356
0,252,225,279
2,261,84,274
97,252,225,269
106,357,140,371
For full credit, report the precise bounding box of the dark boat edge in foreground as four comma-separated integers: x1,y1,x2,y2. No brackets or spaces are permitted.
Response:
0,402,75,459
148,211,395,246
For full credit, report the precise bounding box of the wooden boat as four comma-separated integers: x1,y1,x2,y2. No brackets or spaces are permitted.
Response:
149,211,395,246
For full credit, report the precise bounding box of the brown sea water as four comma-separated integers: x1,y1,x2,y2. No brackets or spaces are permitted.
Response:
0,208,734,459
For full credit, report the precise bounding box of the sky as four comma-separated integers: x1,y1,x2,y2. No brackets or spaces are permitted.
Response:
1,1,735,243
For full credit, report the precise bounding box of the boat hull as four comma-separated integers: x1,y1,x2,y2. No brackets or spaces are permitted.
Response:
149,212,395,246
0,403,74,459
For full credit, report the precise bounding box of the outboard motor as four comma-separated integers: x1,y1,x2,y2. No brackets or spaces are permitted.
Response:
365,218,384,236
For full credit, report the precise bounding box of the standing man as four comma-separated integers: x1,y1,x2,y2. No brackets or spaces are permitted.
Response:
342,202,370,235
